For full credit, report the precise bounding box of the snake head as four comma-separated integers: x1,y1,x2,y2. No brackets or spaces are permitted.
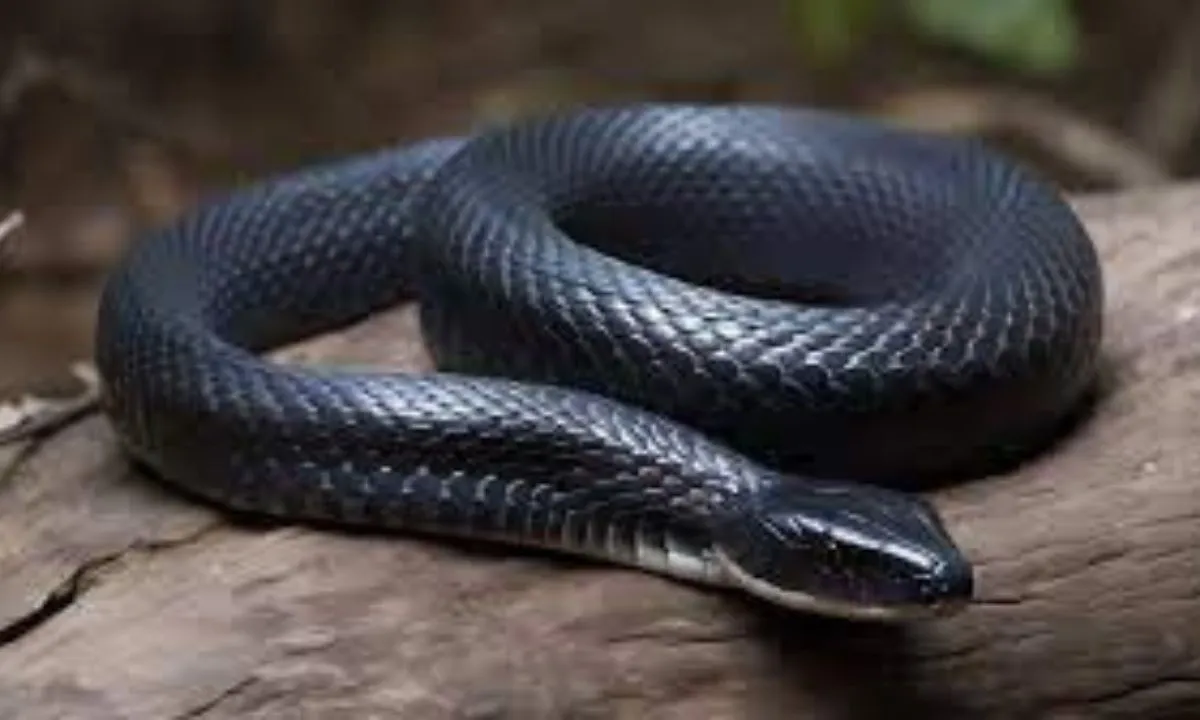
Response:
712,478,973,621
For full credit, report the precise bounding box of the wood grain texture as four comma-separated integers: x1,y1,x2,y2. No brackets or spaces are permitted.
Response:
2,183,1200,719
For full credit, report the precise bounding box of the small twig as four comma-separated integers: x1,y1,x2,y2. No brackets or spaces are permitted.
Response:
878,86,1169,188
0,209,23,269
0,363,101,446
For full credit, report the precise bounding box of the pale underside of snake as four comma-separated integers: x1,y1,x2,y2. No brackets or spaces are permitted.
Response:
93,104,1104,621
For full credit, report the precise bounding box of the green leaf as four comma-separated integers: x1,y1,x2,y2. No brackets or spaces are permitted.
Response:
904,0,1080,76
783,0,882,66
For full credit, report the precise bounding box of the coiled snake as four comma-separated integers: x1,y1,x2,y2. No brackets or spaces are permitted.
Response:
94,105,1104,621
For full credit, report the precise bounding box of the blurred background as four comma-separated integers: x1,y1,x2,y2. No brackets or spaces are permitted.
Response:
0,0,1196,421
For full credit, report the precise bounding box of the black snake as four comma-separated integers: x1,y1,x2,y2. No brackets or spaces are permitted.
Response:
94,105,1104,621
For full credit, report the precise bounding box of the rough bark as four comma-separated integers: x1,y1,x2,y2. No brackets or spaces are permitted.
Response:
2,184,1200,719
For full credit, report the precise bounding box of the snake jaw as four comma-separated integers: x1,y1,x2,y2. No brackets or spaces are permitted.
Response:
711,478,974,621
712,548,969,622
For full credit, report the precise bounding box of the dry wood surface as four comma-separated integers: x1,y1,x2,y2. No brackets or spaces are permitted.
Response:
2,183,1200,719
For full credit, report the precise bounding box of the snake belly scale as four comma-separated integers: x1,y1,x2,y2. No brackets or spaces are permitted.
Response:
94,105,1103,621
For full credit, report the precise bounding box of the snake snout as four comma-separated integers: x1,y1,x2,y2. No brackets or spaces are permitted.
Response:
712,479,974,621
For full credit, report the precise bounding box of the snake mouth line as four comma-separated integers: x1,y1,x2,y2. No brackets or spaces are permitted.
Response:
712,547,971,622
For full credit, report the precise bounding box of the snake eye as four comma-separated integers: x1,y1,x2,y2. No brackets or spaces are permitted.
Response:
712,478,973,620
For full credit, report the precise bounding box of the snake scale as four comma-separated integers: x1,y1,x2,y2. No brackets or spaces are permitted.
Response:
94,105,1104,621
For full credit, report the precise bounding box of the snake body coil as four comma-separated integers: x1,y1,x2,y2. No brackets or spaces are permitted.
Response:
95,105,1103,620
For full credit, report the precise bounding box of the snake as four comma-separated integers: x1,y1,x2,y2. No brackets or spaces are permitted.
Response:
93,104,1104,621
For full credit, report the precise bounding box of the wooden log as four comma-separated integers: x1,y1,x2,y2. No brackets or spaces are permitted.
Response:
2,183,1200,719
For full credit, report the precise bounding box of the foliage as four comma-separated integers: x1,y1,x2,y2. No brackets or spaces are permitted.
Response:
785,0,1080,77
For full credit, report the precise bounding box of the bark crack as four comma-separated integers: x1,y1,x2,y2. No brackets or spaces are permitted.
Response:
173,675,259,719
0,521,222,647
